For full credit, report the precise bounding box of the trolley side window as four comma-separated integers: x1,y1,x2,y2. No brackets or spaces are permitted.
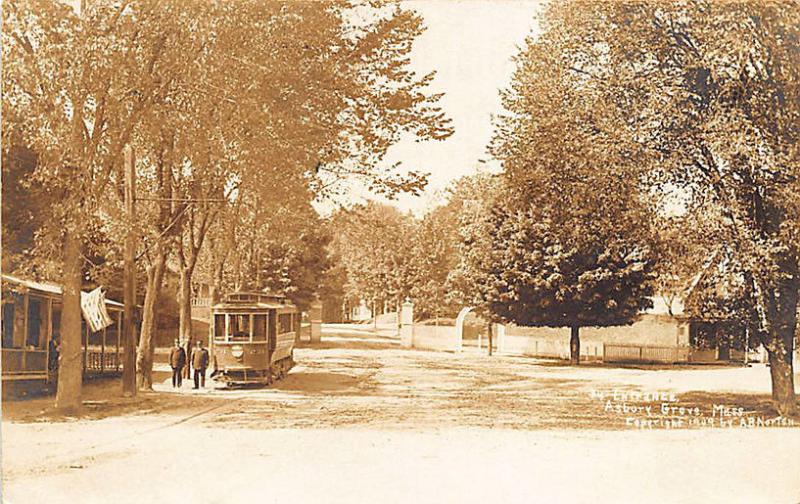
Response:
268,311,276,349
278,313,293,334
252,314,267,341
214,314,226,341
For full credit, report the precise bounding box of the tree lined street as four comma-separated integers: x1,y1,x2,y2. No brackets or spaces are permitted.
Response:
3,0,453,406
3,1,800,502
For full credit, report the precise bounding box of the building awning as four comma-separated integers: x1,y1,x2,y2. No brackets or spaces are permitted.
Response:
1,274,62,295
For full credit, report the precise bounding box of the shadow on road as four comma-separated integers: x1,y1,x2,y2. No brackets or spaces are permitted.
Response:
268,371,364,395
298,338,399,351
296,326,400,351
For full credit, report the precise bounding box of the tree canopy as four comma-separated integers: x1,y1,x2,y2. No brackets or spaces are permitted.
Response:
2,0,453,403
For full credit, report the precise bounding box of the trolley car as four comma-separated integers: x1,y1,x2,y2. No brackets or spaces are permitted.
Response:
210,291,299,386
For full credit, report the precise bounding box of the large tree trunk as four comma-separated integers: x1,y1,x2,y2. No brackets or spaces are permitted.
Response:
764,299,797,416
136,249,167,390
210,260,224,305
55,231,83,412
767,349,796,416
758,257,798,417
487,321,493,357
717,325,730,361
570,325,580,365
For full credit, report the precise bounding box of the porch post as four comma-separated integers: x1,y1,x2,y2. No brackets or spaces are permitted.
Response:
21,291,29,348
46,298,53,381
101,325,106,373
21,292,29,372
83,323,89,378
116,312,121,372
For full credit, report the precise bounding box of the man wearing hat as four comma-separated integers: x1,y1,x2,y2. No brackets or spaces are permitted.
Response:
169,339,187,388
191,340,210,389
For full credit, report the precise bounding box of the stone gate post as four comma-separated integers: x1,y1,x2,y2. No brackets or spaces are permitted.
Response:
400,299,414,348
495,323,506,353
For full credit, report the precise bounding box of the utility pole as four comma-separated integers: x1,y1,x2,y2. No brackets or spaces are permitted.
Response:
122,145,137,396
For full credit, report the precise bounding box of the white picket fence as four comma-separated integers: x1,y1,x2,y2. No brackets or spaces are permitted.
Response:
410,324,460,352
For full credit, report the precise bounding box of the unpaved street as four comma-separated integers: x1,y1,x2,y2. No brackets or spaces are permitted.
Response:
3,325,800,504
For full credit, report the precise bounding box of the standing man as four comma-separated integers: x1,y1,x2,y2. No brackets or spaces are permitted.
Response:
191,340,209,389
169,339,186,388
47,336,60,383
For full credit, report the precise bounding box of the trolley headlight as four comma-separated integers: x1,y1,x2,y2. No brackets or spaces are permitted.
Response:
231,345,244,360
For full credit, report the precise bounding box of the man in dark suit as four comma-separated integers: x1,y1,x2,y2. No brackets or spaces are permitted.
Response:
169,339,186,388
191,340,210,389
47,336,60,384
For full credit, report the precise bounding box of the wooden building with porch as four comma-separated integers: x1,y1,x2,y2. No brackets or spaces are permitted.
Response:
1,274,127,391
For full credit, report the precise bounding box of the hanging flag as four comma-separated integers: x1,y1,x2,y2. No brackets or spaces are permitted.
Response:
81,288,114,333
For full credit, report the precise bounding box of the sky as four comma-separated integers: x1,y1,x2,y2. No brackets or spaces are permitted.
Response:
367,0,545,215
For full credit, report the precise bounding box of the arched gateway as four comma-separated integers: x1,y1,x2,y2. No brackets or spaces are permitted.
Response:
454,307,473,353
454,307,505,354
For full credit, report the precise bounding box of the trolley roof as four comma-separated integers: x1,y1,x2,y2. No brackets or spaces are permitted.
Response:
211,290,297,311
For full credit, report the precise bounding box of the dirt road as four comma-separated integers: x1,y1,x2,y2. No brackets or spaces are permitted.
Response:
3,325,799,503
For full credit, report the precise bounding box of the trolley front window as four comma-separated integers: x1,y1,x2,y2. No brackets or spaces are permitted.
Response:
228,314,251,341
214,312,273,342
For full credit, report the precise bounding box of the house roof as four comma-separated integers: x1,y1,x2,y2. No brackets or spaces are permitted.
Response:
2,274,63,295
2,273,124,307
685,249,722,300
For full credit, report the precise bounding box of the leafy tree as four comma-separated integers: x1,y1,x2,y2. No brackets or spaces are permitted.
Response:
166,0,453,352
3,0,190,408
408,204,460,320
258,227,333,311
649,215,709,317
445,173,503,312
1,146,51,274
4,0,454,394
330,202,415,317
479,0,659,364
533,0,800,414
484,206,655,364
